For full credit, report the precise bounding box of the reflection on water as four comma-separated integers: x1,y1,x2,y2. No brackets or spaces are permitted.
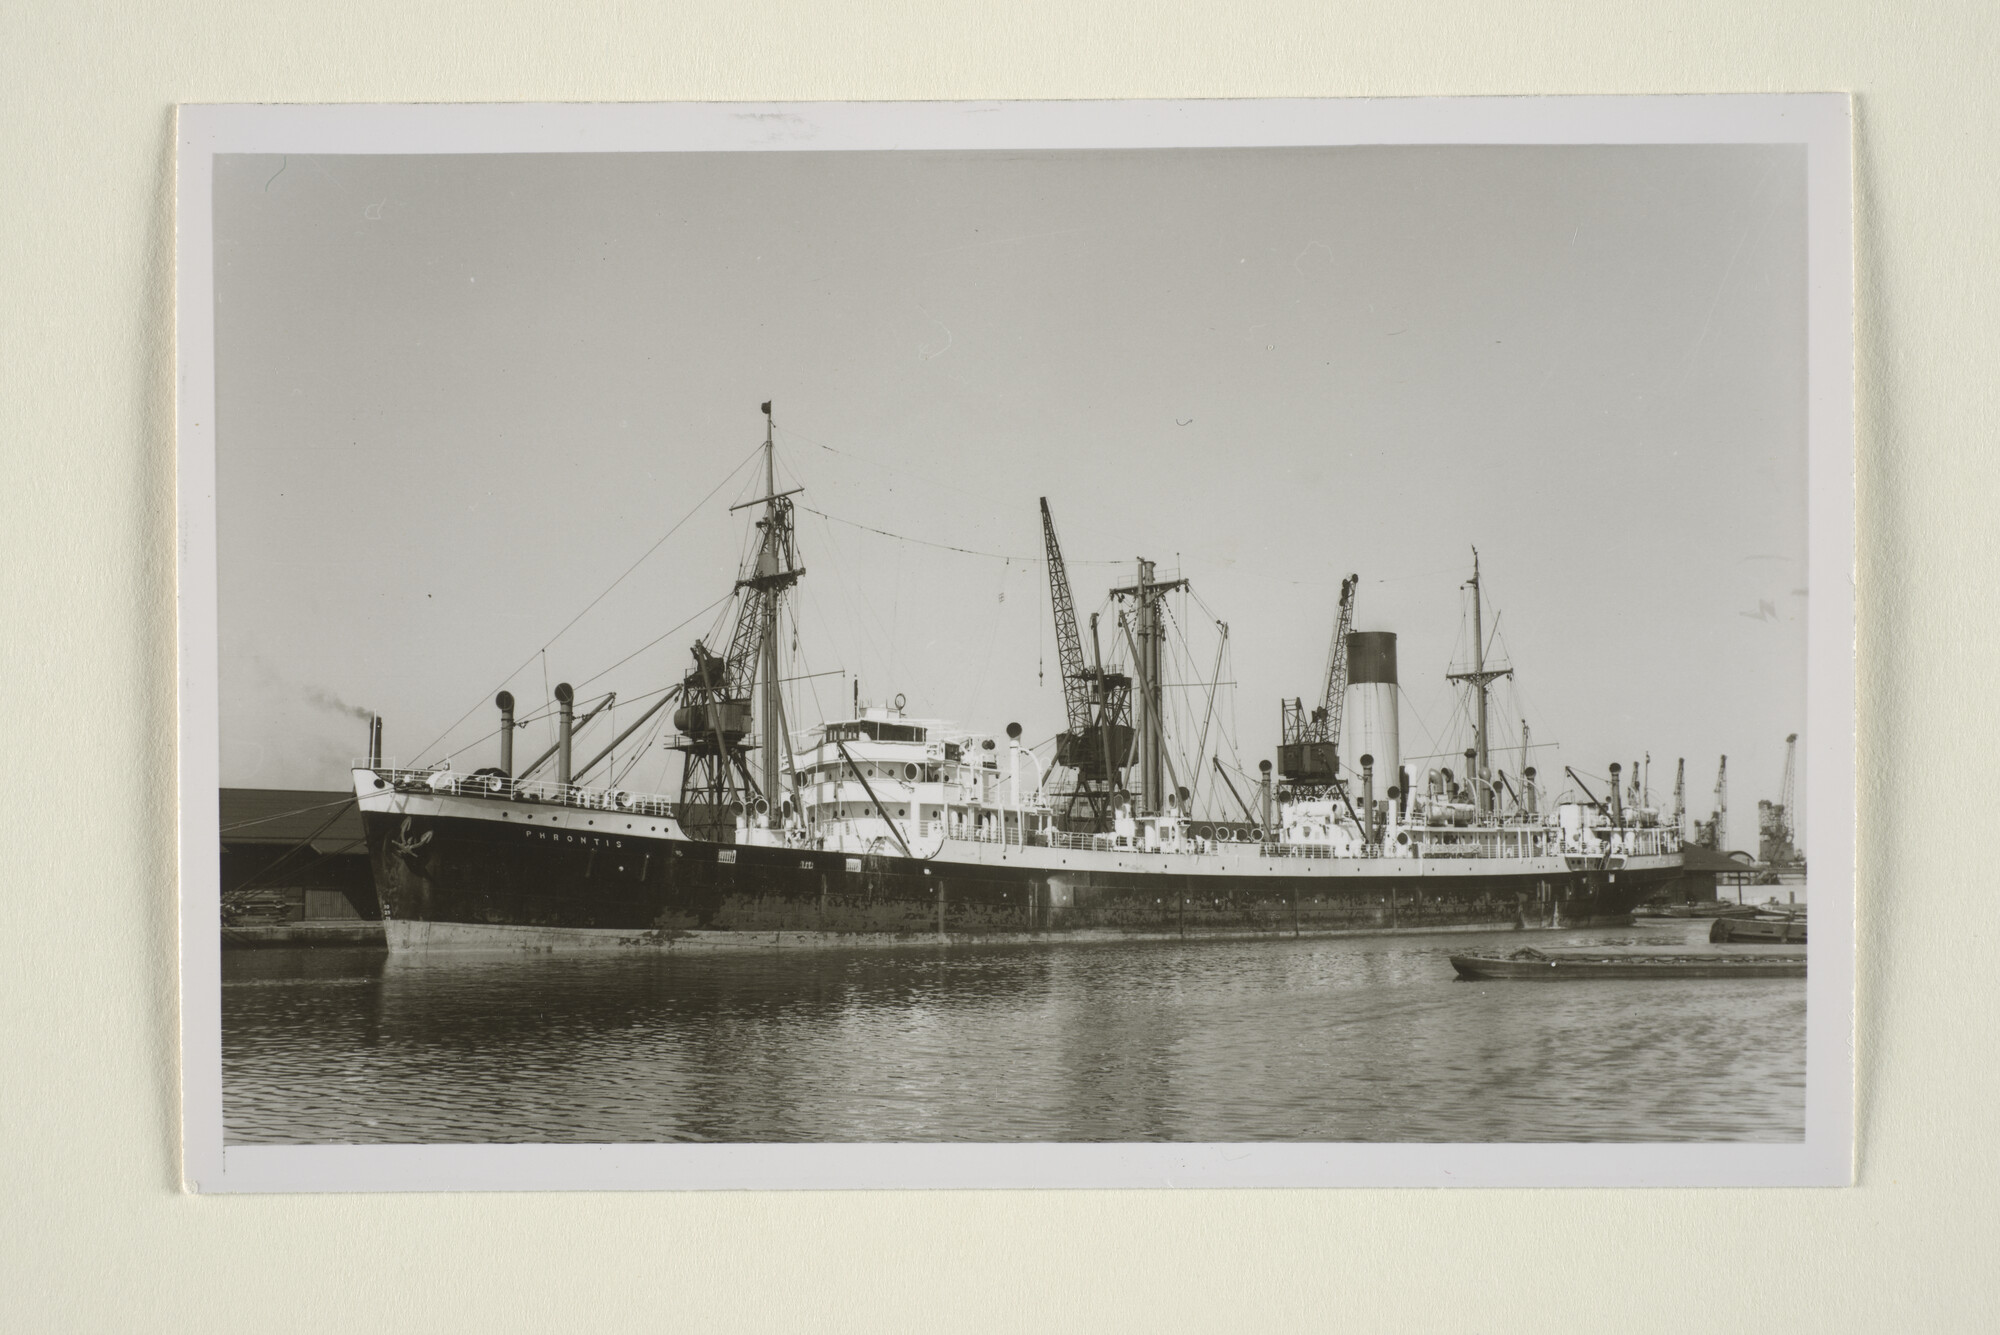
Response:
222,923,1805,1144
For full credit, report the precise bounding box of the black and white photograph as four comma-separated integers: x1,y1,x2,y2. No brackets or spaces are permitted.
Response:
177,98,1854,1189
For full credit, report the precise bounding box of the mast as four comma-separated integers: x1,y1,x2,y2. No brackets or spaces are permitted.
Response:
1139,559,1158,810
1446,548,1511,814
1110,558,1188,814
759,408,783,805
674,401,803,835
1673,757,1686,835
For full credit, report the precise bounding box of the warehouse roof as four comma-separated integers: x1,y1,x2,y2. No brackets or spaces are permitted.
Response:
1678,844,1762,872
218,788,365,854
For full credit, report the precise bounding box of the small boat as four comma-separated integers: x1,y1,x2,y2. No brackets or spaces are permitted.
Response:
1633,903,1759,921
1709,915,1807,944
1449,947,1805,980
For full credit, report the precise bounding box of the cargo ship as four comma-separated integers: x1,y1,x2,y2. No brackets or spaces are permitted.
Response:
356,406,1682,950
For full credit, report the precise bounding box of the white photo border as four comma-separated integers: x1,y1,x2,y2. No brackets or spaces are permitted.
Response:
176,95,1854,1192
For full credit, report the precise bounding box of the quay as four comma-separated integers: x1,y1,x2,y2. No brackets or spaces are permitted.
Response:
219,788,382,948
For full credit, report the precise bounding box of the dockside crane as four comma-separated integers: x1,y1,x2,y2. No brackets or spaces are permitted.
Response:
1758,733,1801,866
1278,573,1358,795
1692,754,1729,851
673,403,805,839
1041,498,1134,830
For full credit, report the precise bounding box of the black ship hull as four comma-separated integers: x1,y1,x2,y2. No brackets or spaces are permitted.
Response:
360,803,1674,951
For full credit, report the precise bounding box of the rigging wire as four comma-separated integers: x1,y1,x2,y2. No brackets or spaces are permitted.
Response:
576,590,738,693
220,795,357,832
437,683,654,766
775,422,994,504
800,504,1122,565
811,510,893,667
407,440,765,766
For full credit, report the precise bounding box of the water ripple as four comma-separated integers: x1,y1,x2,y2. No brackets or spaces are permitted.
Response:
222,923,1805,1144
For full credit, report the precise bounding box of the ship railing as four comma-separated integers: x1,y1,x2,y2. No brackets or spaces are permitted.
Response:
371,767,682,819
1256,840,1394,860
973,822,1391,860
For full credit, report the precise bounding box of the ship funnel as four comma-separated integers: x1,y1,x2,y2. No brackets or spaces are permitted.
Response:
1258,759,1274,836
1345,632,1399,803
1607,762,1623,824
367,714,383,769
555,683,575,785
496,691,515,776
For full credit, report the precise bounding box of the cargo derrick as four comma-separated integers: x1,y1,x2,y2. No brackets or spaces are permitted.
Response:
674,403,803,840
1279,573,1357,796
1041,498,1133,831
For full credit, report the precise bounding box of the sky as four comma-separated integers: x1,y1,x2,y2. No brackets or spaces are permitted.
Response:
213,144,1808,834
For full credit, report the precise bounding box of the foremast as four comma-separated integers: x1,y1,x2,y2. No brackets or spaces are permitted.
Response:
672,402,804,836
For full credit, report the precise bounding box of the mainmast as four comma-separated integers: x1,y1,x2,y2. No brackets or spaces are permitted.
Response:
1111,558,1189,815
1446,548,1511,814
756,407,786,805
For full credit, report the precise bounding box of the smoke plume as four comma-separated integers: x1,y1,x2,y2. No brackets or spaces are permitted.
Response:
303,686,373,721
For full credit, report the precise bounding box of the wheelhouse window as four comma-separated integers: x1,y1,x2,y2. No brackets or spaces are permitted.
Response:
824,721,928,744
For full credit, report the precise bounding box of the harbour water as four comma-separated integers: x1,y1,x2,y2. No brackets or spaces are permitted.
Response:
222,920,1805,1144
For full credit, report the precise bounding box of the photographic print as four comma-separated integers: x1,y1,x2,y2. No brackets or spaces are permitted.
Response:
177,98,1853,1190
